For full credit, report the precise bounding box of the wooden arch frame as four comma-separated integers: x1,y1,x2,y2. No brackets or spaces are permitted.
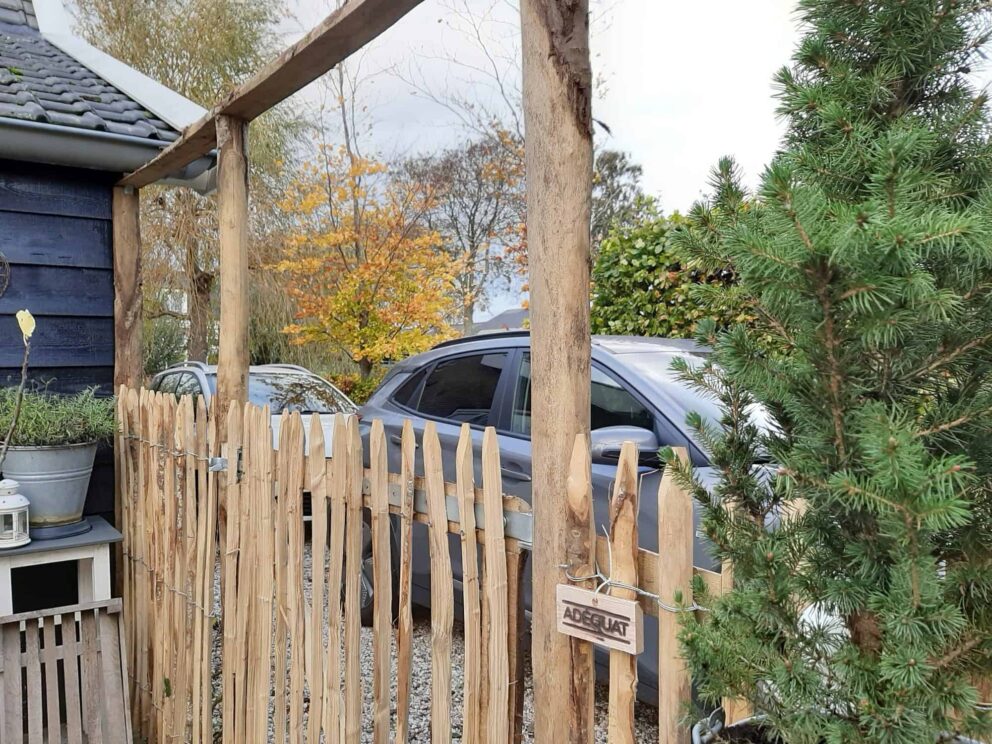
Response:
111,1,594,741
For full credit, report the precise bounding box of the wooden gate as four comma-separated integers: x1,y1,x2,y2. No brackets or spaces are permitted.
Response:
116,386,529,743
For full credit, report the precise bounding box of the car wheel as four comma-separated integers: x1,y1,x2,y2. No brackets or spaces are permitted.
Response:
356,515,399,627
359,519,375,626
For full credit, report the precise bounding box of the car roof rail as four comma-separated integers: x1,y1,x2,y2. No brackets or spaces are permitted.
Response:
256,363,312,374
167,360,209,371
432,329,531,350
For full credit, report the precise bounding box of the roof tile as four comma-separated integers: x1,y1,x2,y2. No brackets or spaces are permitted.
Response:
0,10,179,143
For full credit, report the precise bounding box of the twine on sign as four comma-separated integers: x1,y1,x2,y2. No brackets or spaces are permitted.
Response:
559,524,710,614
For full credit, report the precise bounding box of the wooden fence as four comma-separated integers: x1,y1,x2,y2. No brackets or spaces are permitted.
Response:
117,386,530,743
117,385,736,743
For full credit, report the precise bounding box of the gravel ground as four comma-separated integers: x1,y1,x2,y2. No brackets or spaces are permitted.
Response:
210,535,658,742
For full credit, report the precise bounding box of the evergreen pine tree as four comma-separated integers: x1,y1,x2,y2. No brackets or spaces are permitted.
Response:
668,2,992,741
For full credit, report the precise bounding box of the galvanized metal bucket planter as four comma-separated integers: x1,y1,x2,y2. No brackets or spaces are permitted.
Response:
1,442,97,529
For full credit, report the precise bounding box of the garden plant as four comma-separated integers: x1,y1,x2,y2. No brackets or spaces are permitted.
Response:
667,0,992,741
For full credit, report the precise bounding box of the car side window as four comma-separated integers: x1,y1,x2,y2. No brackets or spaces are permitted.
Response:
175,373,202,398
156,373,182,395
510,353,654,435
415,353,507,425
393,368,427,409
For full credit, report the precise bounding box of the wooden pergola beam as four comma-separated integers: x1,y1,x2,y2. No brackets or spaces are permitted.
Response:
119,0,424,189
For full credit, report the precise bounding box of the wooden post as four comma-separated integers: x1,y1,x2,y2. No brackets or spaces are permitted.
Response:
113,186,143,392
658,447,692,744
215,115,250,434
520,1,595,741
113,185,142,597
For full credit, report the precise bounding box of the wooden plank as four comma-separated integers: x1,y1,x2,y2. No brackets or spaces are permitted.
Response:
322,414,348,742
116,607,134,744
478,550,491,744
3,623,22,743
42,618,60,744
97,610,127,740
423,422,453,744
214,114,250,438
160,396,178,741
306,414,327,744
456,424,481,744
118,0,425,189
273,411,289,744
61,613,83,744
506,549,526,744
80,611,103,743
284,413,307,742
0,265,113,318
0,165,113,219
481,428,509,744
608,442,639,744
249,406,275,744
564,433,595,740
0,316,113,368
370,420,392,744
395,418,416,743
658,447,693,744
220,401,243,744
343,415,364,743
198,395,219,743
189,395,208,743
0,211,112,269
27,621,43,744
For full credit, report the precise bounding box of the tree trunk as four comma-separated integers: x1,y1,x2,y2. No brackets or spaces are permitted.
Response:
187,257,214,361
462,299,474,336
358,357,373,379
520,1,595,742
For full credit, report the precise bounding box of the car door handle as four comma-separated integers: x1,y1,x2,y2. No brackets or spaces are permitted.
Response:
390,434,418,448
500,466,531,482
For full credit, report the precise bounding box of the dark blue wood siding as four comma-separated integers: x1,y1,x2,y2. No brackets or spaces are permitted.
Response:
0,159,117,519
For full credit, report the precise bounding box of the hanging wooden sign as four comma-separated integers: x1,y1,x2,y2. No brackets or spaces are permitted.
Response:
556,584,643,654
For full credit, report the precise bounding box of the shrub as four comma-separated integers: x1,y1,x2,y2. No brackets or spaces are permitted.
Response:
0,388,115,446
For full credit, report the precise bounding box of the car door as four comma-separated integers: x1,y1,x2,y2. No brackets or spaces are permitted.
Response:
497,351,672,696
388,351,513,594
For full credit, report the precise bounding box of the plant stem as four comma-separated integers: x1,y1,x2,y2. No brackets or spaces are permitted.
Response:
0,339,31,473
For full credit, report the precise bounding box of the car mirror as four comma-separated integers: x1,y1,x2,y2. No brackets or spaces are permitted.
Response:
590,426,660,466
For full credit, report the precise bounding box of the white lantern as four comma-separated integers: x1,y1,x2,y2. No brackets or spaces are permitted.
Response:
0,479,30,549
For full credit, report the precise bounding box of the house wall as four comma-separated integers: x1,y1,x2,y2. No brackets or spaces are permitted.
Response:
0,158,116,524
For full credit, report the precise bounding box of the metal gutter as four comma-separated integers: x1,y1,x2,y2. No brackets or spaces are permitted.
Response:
0,118,217,193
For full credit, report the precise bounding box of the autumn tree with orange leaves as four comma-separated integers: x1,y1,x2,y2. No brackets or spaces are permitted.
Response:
274,147,456,378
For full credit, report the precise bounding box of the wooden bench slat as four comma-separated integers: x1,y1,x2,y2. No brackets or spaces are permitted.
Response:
61,613,82,744
42,619,60,744
4,622,23,743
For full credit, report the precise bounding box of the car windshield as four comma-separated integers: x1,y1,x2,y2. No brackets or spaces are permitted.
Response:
206,372,353,415
619,351,775,443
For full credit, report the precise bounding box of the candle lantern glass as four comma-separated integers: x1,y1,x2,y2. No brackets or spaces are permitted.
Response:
0,479,30,549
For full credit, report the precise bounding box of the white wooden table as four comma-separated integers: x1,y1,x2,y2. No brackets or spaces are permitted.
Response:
0,516,121,616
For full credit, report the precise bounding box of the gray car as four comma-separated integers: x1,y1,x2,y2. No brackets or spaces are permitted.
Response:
148,362,357,458
358,331,724,702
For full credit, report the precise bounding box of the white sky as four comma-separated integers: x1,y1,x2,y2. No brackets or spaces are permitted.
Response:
285,0,800,212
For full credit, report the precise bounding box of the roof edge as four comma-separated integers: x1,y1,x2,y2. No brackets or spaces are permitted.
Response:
0,117,216,192
32,0,206,132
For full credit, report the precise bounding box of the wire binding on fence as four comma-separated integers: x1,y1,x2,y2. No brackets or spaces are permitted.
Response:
560,525,710,614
